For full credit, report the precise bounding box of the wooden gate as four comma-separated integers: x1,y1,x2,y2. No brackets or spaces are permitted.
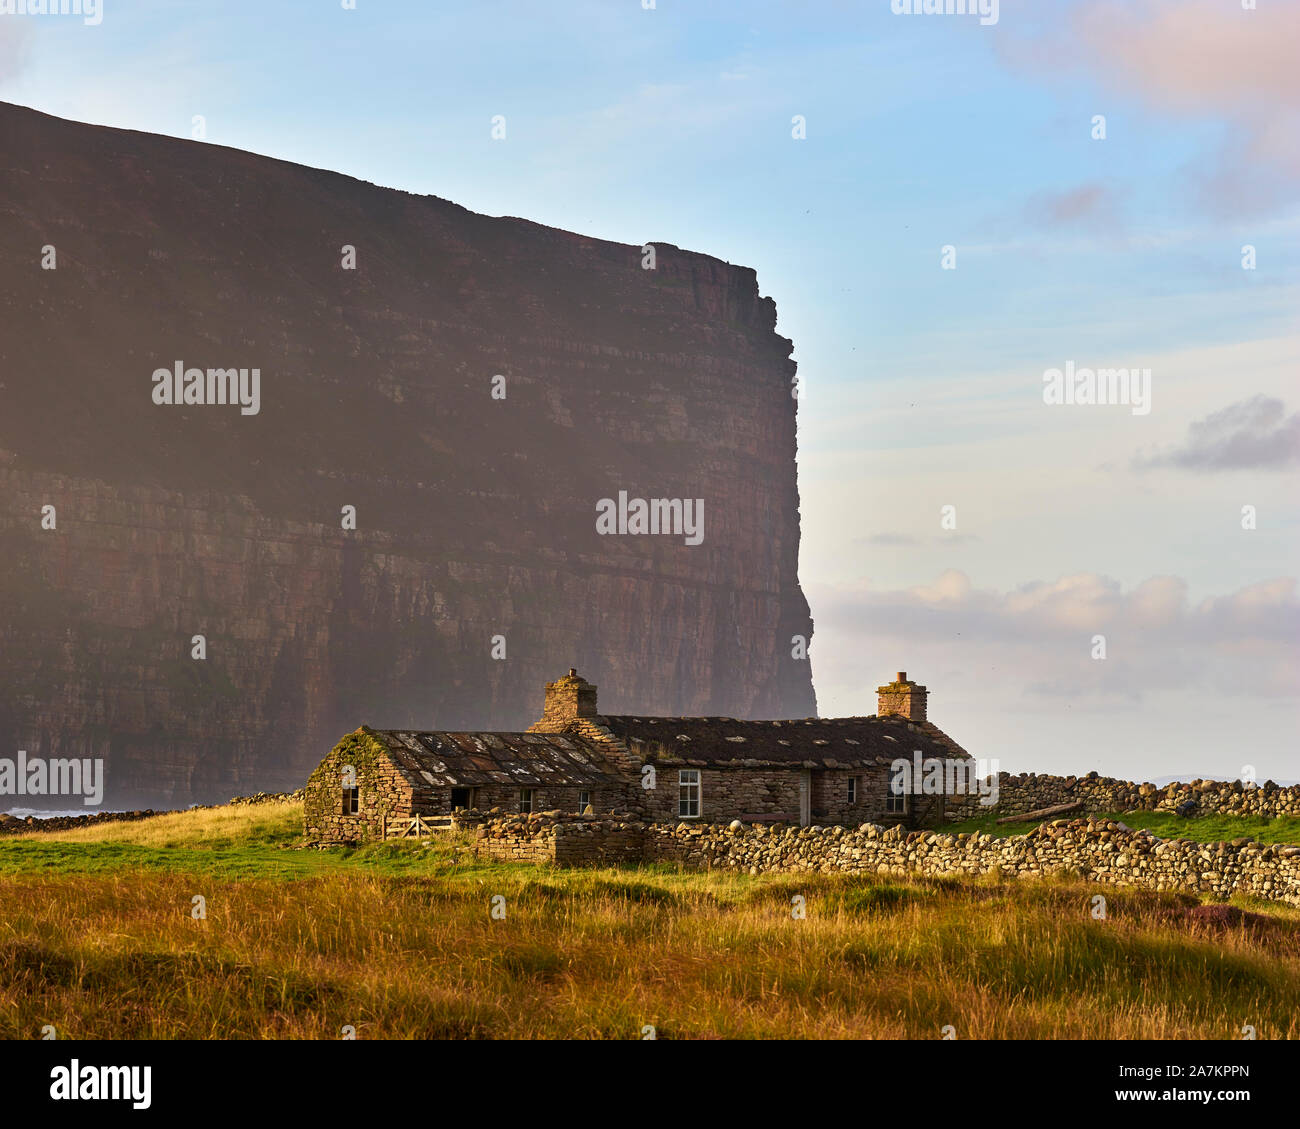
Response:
384,814,453,839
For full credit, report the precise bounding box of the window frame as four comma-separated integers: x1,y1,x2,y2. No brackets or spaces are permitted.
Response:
847,776,857,804
678,769,701,819
518,788,534,814
578,789,591,812
342,785,360,816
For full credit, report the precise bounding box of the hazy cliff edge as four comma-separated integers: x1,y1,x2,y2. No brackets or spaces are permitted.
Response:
0,101,816,807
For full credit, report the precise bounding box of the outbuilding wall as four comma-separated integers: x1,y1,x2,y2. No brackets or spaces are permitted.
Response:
303,729,413,843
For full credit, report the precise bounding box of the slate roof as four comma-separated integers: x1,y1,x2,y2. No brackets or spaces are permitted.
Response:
368,728,624,788
599,714,969,768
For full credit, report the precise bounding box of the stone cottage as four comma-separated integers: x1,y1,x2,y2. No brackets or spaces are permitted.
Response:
303,669,971,844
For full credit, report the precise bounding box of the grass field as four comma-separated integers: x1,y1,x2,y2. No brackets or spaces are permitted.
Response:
2,802,1298,1039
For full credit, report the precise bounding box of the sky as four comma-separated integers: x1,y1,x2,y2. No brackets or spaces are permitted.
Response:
0,0,1296,781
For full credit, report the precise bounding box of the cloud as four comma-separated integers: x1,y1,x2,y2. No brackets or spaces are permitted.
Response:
860,569,1297,646
1133,396,1300,471
809,569,1299,702
995,1,1300,216
805,568,1299,779
1023,183,1125,232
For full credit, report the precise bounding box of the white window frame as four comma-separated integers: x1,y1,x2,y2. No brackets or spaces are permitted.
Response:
342,785,359,815
678,769,701,818
519,788,534,814
885,789,908,816
578,789,591,811
847,776,857,804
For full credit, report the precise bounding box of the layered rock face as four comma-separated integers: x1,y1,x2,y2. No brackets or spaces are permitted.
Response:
0,103,815,808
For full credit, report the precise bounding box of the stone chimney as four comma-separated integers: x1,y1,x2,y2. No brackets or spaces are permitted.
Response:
877,671,927,722
529,668,599,732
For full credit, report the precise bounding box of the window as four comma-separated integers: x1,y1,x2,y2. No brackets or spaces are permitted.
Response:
578,790,591,812
678,770,700,818
847,776,857,804
519,788,534,814
450,787,472,810
886,789,908,815
342,786,359,816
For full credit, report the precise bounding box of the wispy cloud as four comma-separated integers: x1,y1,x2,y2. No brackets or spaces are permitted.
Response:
1133,395,1300,472
996,0,1300,217
1023,182,1125,233
809,569,1300,705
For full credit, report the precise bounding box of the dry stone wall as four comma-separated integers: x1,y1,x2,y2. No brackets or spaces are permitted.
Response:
0,808,161,836
646,818,1300,907
457,810,646,866
945,772,1300,822
448,812,1300,907
466,817,559,864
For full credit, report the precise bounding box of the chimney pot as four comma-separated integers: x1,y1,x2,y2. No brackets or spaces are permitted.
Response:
878,671,927,722
529,669,598,731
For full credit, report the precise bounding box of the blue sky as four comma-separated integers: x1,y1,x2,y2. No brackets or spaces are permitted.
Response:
2,0,1296,779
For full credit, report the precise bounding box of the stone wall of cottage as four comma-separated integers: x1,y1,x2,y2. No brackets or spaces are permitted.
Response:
630,765,942,828
945,771,1300,822
811,768,918,828
445,812,1300,906
635,765,804,823
303,729,413,843
413,782,631,818
304,756,947,841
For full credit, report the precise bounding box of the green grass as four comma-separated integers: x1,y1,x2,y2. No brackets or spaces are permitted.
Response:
0,838,502,880
0,802,515,880
945,810,1300,844
1,802,1298,1039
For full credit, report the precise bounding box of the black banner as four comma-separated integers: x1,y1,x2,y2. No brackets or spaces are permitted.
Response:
1,1038,1290,1115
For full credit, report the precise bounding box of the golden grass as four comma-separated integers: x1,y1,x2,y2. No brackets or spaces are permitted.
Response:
9,801,303,849
3,864,1298,1039
2,803,1298,1039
